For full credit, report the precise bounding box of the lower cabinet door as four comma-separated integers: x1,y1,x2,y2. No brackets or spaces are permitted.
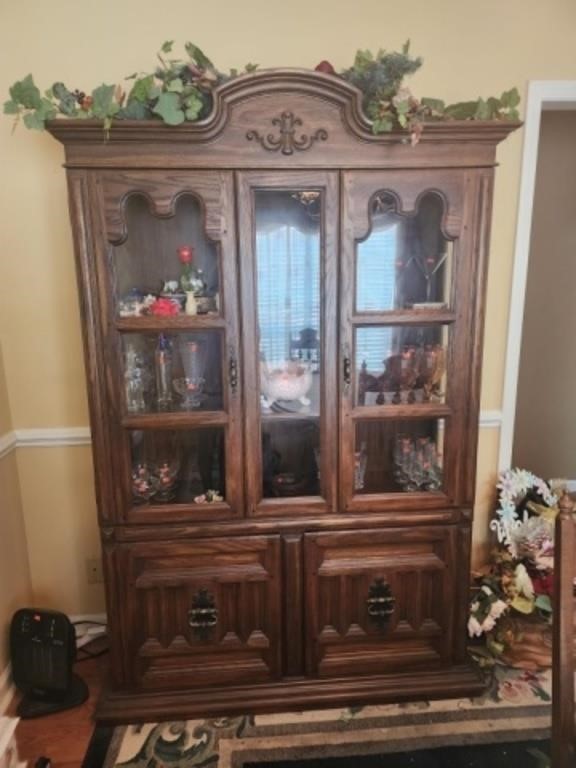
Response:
305,527,457,677
116,535,282,690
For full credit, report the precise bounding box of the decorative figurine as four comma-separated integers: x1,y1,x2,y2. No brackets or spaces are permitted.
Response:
178,245,206,297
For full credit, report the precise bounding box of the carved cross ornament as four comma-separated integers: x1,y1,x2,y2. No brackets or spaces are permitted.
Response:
246,111,328,155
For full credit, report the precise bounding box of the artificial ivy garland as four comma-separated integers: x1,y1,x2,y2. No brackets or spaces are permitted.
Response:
3,41,520,142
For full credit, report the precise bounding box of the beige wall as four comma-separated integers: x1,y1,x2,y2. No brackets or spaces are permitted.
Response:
0,344,31,671
1,0,576,612
513,111,576,479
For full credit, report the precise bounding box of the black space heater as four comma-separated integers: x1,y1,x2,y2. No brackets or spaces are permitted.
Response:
10,608,88,718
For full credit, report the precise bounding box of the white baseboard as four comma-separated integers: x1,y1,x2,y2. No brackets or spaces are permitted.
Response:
0,667,14,719
0,715,22,768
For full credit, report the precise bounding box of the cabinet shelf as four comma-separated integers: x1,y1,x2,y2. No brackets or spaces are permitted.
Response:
261,411,320,422
351,404,451,420
122,411,229,429
116,315,226,332
352,310,456,326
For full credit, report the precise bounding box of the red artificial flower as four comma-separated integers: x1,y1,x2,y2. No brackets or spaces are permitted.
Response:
531,571,554,596
177,245,193,264
149,297,180,316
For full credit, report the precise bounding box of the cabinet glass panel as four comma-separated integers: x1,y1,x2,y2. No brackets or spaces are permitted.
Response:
356,192,453,312
262,420,320,498
255,190,322,497
355,325,449,407
130,428,225,506
113,194,220,318
354,419,444,494
122,332,223,413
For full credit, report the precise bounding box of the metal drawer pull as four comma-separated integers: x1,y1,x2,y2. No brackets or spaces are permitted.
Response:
188,589,218,640
366,577,395,629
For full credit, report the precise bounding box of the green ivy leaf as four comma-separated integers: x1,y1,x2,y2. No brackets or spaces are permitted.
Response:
161,41,174,53
90,84,119,119
119,100,152,120
10,74,42,110
183,88,203,113
444,100,480,120
52,82,77,116
474,98,491,120
127,75,155,103
421,97,445,113
167,78,184,93
152,91,185,125
185,42,214,70
21,98,57,130
501,87,521,109
372,116,394,133
3,100,20,115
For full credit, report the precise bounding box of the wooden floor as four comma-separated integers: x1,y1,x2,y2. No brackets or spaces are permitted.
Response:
10,653,106,768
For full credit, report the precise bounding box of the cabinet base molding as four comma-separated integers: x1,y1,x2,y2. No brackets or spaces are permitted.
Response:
96,664,484,724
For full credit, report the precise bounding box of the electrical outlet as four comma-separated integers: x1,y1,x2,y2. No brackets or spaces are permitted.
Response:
86,557,104,584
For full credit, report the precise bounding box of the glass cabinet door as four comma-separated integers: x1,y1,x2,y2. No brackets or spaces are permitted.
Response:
238,173,338,515
99,172,243,522
340,173,464,512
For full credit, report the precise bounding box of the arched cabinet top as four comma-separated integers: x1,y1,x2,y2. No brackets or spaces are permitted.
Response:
48,69,520,170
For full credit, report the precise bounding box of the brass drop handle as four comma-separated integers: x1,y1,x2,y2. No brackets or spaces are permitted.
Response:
366,577,395,629
188,588,218,640
188,606,218,628
229,352,238,393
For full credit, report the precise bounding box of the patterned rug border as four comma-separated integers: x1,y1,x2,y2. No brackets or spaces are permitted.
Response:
96,665,554,767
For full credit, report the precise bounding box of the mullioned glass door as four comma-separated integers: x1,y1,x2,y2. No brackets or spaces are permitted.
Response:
238,172,338,517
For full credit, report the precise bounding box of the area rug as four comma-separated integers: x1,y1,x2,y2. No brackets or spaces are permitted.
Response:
82,664,553,768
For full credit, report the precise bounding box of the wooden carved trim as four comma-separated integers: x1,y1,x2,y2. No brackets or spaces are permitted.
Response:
246,111,327,155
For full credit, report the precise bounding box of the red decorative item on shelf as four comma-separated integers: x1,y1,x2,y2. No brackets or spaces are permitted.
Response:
177,245,193,264
149,297,180,316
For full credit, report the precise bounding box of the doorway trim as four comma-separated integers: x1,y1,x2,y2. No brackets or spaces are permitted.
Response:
499,81,576,471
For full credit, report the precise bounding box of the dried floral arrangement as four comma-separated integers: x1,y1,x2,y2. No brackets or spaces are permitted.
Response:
468,469,558,662
3,41,520,142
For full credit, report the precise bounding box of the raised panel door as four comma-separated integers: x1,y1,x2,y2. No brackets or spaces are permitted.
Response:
114,535,282,690
305,527,456,678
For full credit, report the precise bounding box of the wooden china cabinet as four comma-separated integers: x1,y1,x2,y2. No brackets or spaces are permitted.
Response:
48,69,518,722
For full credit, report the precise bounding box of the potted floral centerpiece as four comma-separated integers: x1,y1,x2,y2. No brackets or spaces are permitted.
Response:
469,468,559,669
